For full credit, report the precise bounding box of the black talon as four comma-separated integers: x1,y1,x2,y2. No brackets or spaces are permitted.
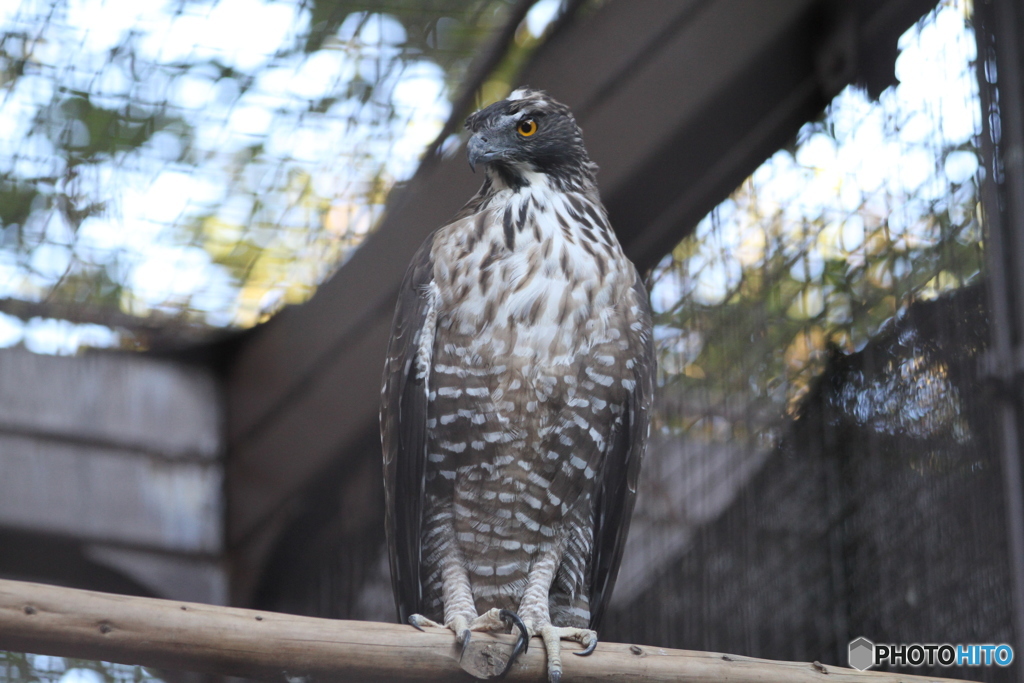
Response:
408,616,425,632
459,628,472,648
497,609,529,655
573,637,598,656
497,609,529,678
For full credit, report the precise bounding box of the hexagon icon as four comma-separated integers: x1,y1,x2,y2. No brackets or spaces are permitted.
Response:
848,637,875,671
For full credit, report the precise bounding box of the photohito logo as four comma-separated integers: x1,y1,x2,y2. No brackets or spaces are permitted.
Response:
848,637,875,671
848,638,1014,671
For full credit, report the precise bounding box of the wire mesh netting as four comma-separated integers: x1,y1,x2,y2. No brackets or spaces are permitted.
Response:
599,0,1015,678
0,654,165,683
0,0,566,352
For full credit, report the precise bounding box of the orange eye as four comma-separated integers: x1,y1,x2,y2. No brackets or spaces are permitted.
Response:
517,119,538,137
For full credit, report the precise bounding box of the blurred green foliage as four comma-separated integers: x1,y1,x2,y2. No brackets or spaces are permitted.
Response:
0,0,554,349
649,0,982,449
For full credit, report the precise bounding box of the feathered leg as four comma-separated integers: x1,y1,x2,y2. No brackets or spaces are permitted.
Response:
512,550,598,682
408,523,477,644
408,522,529,680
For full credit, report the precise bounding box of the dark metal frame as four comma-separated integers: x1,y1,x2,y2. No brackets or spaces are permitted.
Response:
975,0,1024,678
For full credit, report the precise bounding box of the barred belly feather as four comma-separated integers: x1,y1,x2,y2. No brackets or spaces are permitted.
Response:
420,177,635,628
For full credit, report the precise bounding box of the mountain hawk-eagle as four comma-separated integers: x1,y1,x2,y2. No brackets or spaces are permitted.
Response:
381,89,654,682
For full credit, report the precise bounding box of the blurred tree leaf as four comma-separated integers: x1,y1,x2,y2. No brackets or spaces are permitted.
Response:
49,95,184,162
0,182,38,228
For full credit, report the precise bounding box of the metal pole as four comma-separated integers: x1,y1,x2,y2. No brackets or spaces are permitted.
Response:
974,1,1024,679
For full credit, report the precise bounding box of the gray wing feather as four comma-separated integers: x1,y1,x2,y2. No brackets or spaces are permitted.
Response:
381,233,436,623
587,268,654,631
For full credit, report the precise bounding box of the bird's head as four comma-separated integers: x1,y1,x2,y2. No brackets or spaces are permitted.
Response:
464,88,596,191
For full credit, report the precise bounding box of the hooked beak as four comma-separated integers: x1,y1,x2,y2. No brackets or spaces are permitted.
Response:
467,133,501,173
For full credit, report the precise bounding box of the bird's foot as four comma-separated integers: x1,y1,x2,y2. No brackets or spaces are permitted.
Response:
410,610,529,678
462,607,503,632
462,609,530,677
537,624,599,683
407,614,444,630
408,613,473,646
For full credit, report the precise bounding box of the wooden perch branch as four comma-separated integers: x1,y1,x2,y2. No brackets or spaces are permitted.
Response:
0,578,970,682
